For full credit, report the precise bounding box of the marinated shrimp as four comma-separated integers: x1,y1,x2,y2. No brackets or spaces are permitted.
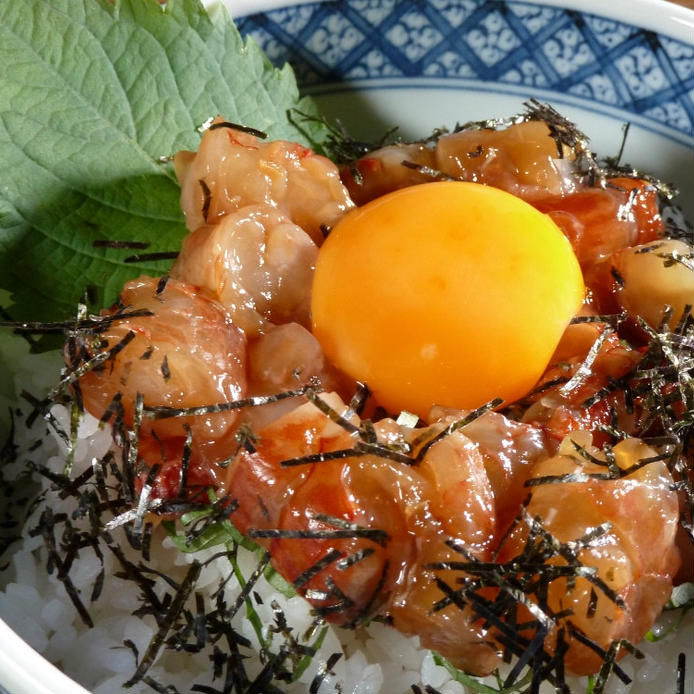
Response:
219,393,539,675
499,433,681,676
175,118,354,244
170,204,319,335
610,238,693,331
70,275,247,446
68,109,692,685
172,119,354,336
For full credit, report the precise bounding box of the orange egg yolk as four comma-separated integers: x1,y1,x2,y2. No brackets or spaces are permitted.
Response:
311,181,585,418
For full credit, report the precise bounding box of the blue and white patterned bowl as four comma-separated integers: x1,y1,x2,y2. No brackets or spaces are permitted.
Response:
230,0,693,215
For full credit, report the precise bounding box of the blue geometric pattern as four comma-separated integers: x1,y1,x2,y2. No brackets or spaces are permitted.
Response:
237,0,694,138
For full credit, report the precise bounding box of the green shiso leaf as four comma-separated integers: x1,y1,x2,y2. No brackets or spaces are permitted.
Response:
0,0,327,324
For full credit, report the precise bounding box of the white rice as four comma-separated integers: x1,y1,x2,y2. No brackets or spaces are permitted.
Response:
0,330,692,694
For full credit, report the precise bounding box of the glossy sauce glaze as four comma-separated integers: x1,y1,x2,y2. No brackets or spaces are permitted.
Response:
67,112,693,678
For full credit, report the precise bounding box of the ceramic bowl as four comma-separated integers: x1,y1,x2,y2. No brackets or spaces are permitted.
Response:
230,0,694,216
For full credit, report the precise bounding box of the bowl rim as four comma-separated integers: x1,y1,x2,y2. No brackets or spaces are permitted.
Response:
0,619,90,694
221,0,694,44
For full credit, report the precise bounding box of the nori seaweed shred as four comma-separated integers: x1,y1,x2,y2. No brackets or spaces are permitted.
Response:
144,382,320,420
200,178,212,222
178,425,193,498
291,549,344,590
424,503,646,692
289,109,399,164
1,344,340,693
0,308,154,334
161,355,171,381
309,651,342,694
677,652,687,694
246,524,388,546
207,121,268,140
125,559,203,687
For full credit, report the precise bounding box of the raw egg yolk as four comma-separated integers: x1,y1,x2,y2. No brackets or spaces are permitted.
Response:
311,181,584,418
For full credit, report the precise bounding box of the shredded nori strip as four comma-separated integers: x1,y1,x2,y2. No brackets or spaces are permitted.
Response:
0,308,153,334
308,652,342,694
247,526,388,545
125,560,203,686
677,652,687,694
335,547,375,571
161,355,171,381
560,327,614,395
347,381,371,416
178,425,193,499
156,275,170,295
279,447,365,467
227,551,272,622
92,240,150,249
289,108,399,164
199,178,212,222
141,675,182,693
207,120,268,139
303,387,361,436
144,383,319,420
292,549,344,589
